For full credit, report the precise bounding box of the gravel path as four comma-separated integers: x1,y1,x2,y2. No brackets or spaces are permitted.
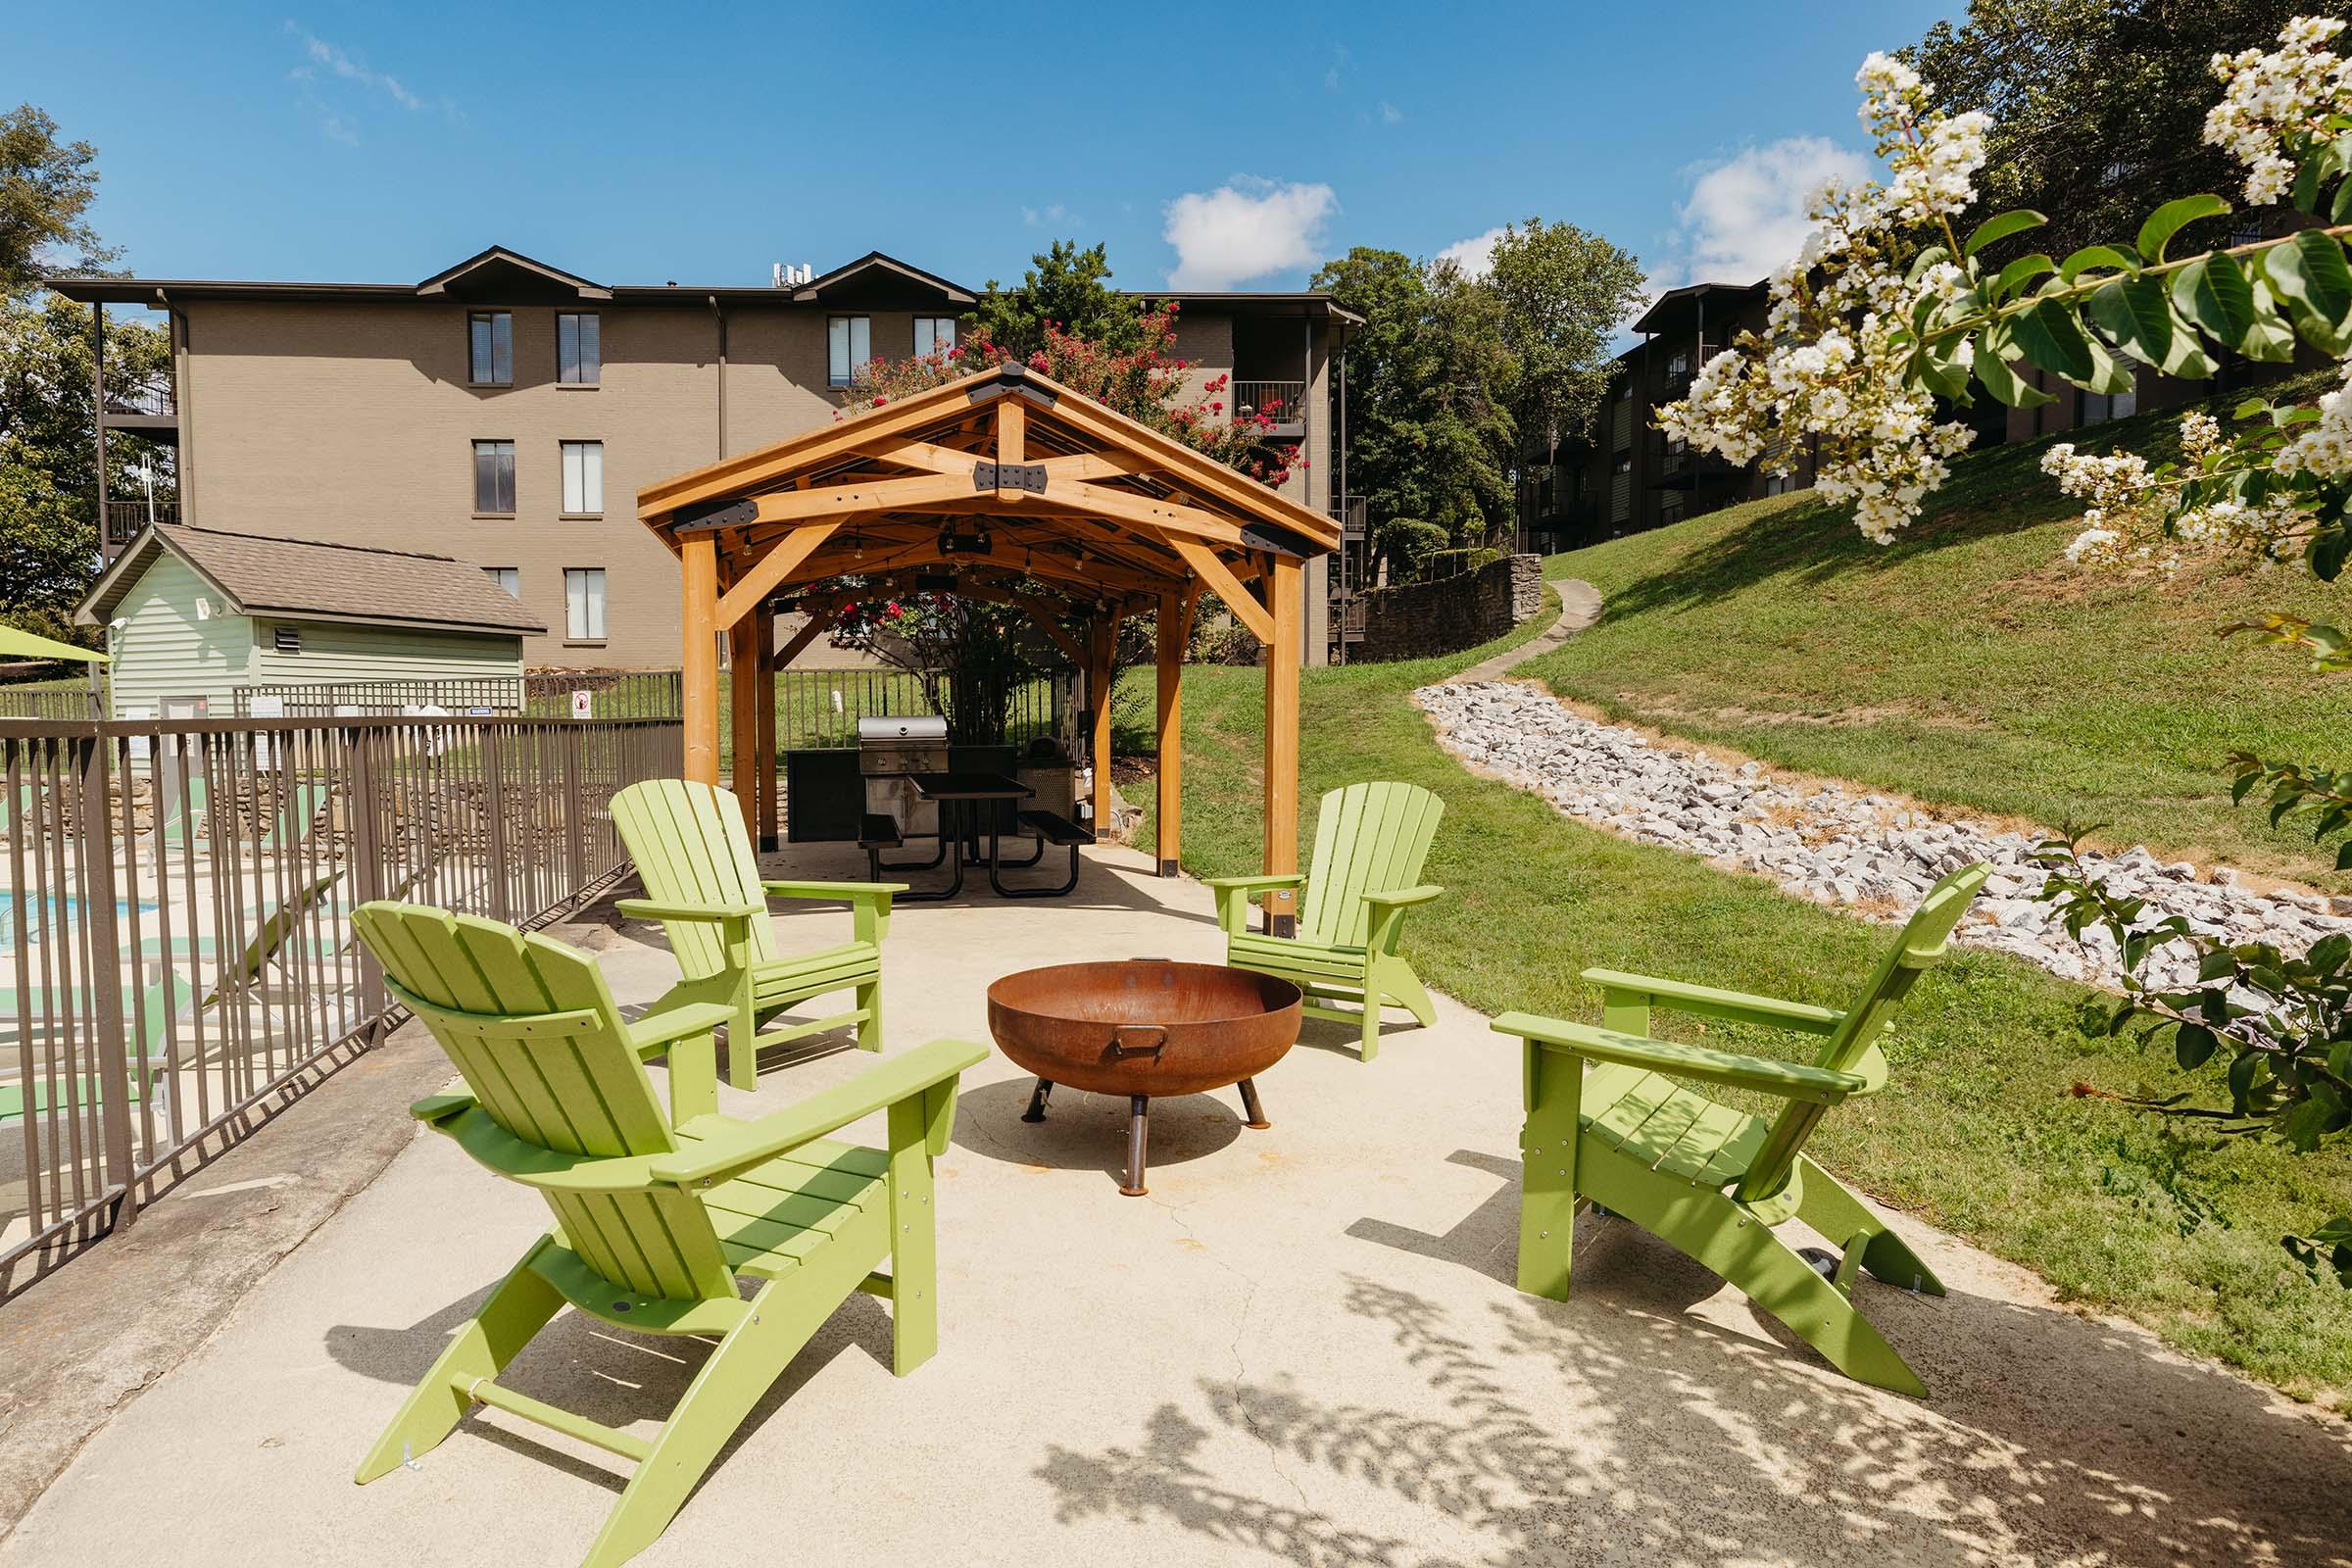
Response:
1417,678,2352,992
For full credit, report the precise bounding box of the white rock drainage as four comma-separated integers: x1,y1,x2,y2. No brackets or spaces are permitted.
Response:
1414,679,2352,994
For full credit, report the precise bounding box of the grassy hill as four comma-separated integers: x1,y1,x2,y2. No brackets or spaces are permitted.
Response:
1125,597,2352,1409
1526,375,2352,889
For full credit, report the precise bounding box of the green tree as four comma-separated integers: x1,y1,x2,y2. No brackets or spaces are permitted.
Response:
964,239,1146,361
1313,247,1519,580
1905,0,2308,260
1485,218,1647,460
0,104,115,297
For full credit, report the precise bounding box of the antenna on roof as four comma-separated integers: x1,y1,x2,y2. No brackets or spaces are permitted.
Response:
771,263,815,288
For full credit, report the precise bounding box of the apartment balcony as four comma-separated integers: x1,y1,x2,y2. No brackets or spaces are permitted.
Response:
102,377,179,441
1332,494,1366,540
106,497,178,547
1651,442,1739,490
1233,379,1307,437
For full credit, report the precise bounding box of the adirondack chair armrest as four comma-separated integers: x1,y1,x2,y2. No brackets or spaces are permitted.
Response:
614,897,763,923
649,1037,991,1185
760,880,906,943
1204,874,1306,935
1492,1012,1867,1105
1579,968,1845,1036
411,1092,475,1125
1363,885,1443,952
1365,885,1444,908
625,1000,737,1055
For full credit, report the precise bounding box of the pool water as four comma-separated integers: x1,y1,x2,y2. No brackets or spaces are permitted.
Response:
0,895,160,948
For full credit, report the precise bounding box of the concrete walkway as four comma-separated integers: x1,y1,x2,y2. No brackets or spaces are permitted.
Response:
1455,577,1602,683
7,843,2349,1567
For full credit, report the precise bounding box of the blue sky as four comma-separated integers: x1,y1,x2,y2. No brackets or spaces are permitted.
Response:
14,1,1958,297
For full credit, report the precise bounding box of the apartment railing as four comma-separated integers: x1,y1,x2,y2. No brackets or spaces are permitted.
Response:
0,710,681,1293
105,499,177,546
1232,380,1307,428
103,378,175,420
1331,494,1367,539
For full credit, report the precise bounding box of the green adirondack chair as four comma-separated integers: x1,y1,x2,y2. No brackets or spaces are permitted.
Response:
1207,781,1446,1061
1493,862,1990,1397
350,900,984,1568
611,779,906,1089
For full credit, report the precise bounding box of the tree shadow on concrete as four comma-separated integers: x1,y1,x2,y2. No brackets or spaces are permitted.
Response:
1038,1161,2352,1566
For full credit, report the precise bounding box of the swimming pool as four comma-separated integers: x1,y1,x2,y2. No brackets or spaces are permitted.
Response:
0,895,160,948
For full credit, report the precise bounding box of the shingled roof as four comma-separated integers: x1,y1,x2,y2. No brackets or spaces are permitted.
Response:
78,525,548,636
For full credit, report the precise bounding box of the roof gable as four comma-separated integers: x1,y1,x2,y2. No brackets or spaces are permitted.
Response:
791,251,976,308
79,526,547,636
416,246,612,303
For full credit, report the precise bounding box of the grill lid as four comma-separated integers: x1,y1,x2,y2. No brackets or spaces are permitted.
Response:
858,714,948,742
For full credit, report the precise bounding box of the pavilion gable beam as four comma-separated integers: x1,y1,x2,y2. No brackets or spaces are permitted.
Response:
713,519,843,628
1159,534,1273,643
747,473,975,527
641,389,980,521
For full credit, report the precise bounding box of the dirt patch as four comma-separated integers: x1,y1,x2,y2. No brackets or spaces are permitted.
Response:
1617,691,1994,732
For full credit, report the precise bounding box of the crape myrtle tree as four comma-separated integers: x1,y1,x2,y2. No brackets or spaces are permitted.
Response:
827,245,1302,739
1658,18,2352,1279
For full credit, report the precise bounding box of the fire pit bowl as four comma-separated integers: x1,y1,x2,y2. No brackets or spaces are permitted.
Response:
987,959,1301,1196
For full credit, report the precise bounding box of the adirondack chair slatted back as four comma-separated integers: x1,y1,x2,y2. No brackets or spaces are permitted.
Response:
1298,782,1446,950
1733,862,1989,1205
354,901,734,1302
611,780,781,980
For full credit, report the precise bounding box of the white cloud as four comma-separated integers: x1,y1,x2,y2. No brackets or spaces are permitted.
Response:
1378,100,1403,125
1162,177,1339,290
1324,45,1350,92
284,21,462,137
1653,135,1866,290
1434,224,1505,280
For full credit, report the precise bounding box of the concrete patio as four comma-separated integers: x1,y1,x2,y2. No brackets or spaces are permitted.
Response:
7,842,2348,1567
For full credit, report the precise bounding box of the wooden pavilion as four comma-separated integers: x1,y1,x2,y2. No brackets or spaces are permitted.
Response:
637,362,1339,932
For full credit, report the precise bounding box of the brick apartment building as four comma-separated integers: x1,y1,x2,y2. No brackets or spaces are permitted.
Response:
52,247,1357,669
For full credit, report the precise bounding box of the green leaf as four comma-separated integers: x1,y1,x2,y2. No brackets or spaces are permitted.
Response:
2060,245,2138,281
2260,230,2352,356
1971,328,2054,408
2280,1080,2348,1152
2337,841,2352,871
2012,298,2095,383
2086,277,2170,368
2241,278,2299,363
2137,195,2231,264
2311,526,2352,583
1966,210,2049,257
1992,254,2055,302
2175,1022,2220,1070
2172,254,2258,352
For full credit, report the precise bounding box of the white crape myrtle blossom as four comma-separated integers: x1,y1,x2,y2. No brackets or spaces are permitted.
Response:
2203,17,2352,205
2278,360,2352,482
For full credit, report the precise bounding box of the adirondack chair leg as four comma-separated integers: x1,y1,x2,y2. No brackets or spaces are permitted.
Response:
1381,958,1438,1029
355,1240,566,1484
1587,1161,1928,1397
1793,1155,1946,1296
1515,1045,1583,1301
856,977,884,1054
1356,982,1383,1062
727,976,760,1092
886,1097,938,1376
580,1282,825,1568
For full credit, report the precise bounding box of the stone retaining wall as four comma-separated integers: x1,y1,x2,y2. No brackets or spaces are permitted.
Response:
1358,554,1542,662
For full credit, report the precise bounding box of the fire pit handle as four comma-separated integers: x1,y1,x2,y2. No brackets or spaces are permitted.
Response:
1106,1025,1166,1059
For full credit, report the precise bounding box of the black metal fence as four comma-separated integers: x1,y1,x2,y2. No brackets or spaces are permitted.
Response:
774,666,1069,751
0,710,681,1294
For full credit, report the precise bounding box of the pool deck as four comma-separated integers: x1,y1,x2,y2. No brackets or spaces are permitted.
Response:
4,842,2348,1567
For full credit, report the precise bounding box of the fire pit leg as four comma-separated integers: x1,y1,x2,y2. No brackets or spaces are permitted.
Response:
1120,1096,1151,1198
1022,1077,1054,1123
1237,1077,1270,1130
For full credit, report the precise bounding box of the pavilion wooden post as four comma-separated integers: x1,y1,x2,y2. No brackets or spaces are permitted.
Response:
728,610,760,833
755,604,780,851
682,535,719,785
1087,612,1116,839
1262,555,1302,936
1154,589,1193,877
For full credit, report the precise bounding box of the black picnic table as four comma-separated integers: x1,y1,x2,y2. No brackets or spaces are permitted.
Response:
863,771,1091,902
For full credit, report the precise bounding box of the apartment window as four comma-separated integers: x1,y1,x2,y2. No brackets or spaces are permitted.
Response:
558,313,601,384
2081,387,2137,425
468,312,513,385
828,315,871,387
482,566,519,597
913,317,956,359
561,440,604,515
472,440,515,514
565,568,607,642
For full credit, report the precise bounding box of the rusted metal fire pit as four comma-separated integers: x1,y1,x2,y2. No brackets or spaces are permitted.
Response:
987,959,1302,1196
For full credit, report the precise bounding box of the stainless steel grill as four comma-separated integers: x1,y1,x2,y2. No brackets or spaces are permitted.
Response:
858,715,948,837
